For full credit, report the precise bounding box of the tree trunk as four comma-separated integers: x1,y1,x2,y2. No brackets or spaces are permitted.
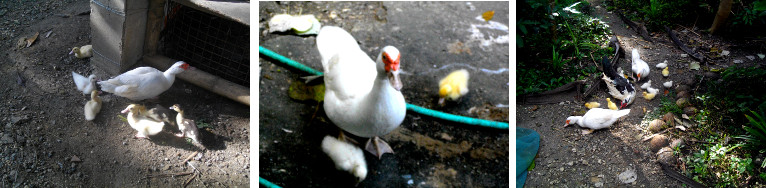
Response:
709,0,733,34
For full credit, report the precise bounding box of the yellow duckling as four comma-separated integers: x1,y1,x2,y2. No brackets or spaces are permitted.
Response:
438,69,469,106
585,101,601,109
121,104,165,139
662,67,669,77
69,44,93,59
643,87,659,100
83,90,102,121
607,98,618,110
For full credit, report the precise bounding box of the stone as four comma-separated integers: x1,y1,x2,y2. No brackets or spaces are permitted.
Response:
650,135,669,152
676,85,691,93
684,106,698,116
670,138,684,149
0,134,14,144
676,98,689,108
657,147,676,165
618,168,637,184
648,119,666,133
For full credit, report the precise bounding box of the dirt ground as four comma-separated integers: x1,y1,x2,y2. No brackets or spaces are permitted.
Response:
517,0,765,187
0,0,249,187
258,1,509,187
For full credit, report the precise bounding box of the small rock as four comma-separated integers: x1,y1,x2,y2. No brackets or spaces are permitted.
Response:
681,54,688,58
648,119,666,133
734,59,743,64
676,85,691,93
10,115,29,125
650,135,669,152
676,91,690,100
657,147,676,165
618,168,637,184
70,155,81,162
746,56,756,61
670,138,684,149
676,98,689,108
721,50,730,56
684,106,698,116
662,112,676,127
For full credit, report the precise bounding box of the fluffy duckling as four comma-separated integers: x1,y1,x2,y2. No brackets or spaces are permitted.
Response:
121,104,164,139
83,90,102,121
663,81,673,88
631,49,650,81
170,104,201,144
643,87,659,100
640,80,652,89
607,98,618,110
321,135,367,184
72,72,97,95
656,60,667,69
564,108,631,134
585,101,601,109
662,67,669,77
69,45,93,59
438,69,469,106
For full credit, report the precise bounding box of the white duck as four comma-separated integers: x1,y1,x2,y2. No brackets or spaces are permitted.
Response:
631,48,650,81
564,108,630,134
70,45,93,59
72,71,97,95
121,104,165,139
83,90,102,121
98,61,190,101
317,26,406,159
170,104,201,144
321,135,367,184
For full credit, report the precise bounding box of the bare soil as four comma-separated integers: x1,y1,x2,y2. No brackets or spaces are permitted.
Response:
517,0,765,187
0,1,249,187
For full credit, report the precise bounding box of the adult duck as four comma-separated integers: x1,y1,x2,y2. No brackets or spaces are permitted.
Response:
564,108,630,134
601,56,635,109
317,26,406,159
98,61,189,101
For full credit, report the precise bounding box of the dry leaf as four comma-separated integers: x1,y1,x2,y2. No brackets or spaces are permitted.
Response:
25,32,39,47
482,11,494,22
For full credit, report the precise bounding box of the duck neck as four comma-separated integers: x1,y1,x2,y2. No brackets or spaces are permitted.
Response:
164,69,178,83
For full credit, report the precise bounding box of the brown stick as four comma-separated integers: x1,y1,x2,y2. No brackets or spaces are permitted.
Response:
183,172,198,188
144,171,193,179
181,151,200,165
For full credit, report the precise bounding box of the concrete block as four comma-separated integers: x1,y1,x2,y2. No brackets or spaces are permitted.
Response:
90,0,148,76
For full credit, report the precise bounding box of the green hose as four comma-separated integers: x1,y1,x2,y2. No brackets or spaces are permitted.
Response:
259,177,282,188
259,46,324,76
259,46,509,129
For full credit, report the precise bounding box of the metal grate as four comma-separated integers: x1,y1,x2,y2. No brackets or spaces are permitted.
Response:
160,2,249,87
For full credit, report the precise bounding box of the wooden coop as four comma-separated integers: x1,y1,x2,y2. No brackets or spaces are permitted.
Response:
90,0,250,105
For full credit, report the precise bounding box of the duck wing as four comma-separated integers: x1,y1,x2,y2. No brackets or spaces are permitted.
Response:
316,26,376,100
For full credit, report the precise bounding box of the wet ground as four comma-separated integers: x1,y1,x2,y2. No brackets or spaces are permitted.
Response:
258,1,510,187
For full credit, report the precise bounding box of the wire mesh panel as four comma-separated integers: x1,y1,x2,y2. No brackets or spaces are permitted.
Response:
160,2,249,87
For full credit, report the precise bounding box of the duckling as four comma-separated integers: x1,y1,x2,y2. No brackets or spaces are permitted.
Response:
438,69,470,106
663,81,673,88
170,104,201,144
83,90,102,121
71,71,97,95
656,60,667,69
321,135,367,184
640,80,652,89
585,101,601,109
607,98,618,110
121,104,164,139
69,45,93,59
642,87,659,101
662,67,669,77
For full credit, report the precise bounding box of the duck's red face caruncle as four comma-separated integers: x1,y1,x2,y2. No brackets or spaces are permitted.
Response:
382,52,400,72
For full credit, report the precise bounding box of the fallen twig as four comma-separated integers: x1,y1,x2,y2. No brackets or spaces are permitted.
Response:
183,172,198,188
144,171,193,179
181,151,200,165
665,26,705,63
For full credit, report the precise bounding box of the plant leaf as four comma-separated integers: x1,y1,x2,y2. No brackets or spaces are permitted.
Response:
482,10,495,22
